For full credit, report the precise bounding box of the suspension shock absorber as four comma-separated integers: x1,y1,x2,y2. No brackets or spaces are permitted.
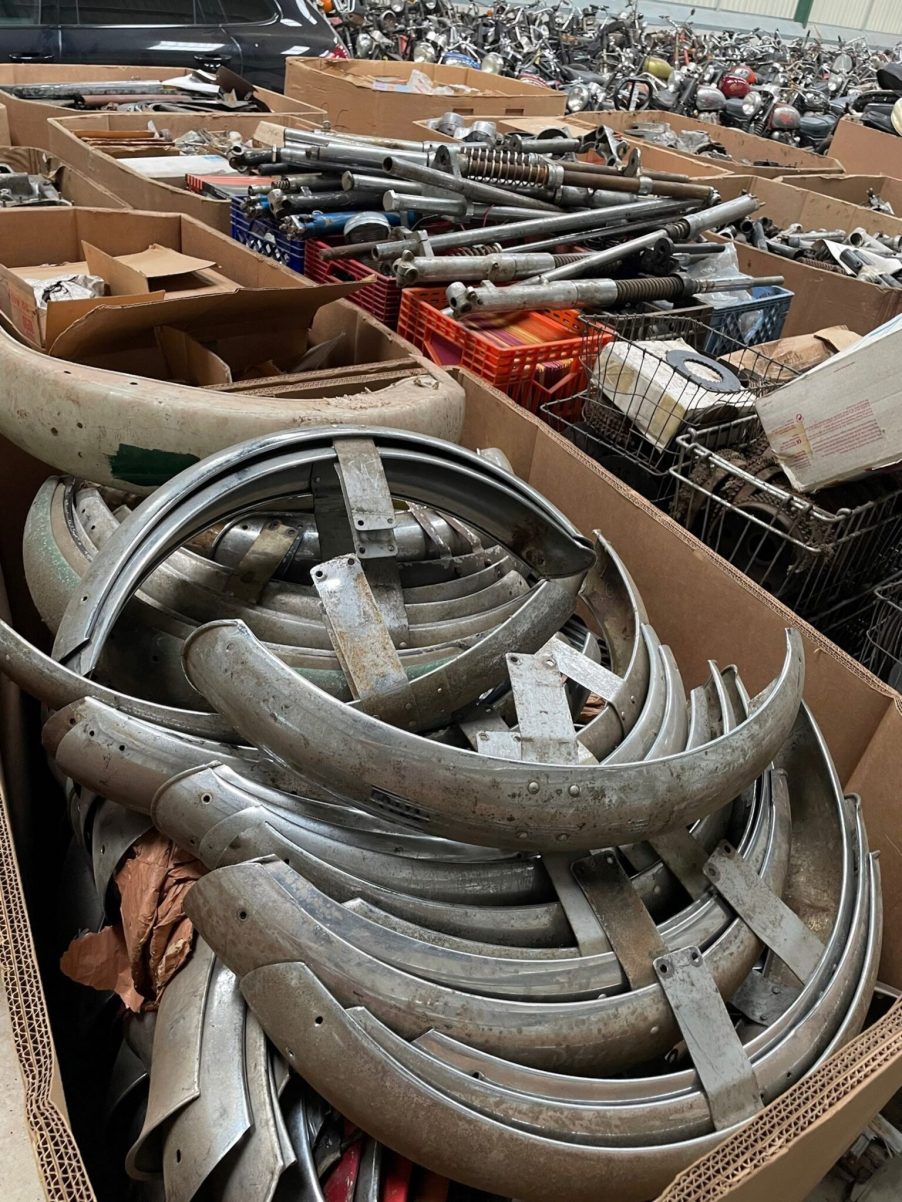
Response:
461,147,556,189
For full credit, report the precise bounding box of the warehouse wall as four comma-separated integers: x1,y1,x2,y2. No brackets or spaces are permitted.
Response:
635,0,902,43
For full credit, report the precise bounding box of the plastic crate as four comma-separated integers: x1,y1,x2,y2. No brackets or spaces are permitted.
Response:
305,239,402,329
230,199,305,273
669,417,902,616
397,287,610,410
703,285,793,358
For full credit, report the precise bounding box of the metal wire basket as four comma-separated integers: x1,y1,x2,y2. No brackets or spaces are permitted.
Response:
670,417,902,616
541,395,677,505
576,311,800,480
807,587,880,665
864,574,902,690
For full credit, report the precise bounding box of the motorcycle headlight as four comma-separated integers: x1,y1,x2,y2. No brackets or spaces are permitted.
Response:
357,31,374,54
481,52,504,74
741,100,756,117
566,83,590,113
413,40,437,62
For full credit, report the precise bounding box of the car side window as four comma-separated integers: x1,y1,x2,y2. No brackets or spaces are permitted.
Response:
215,0,277,22
0,0,39,23
58,0,200,22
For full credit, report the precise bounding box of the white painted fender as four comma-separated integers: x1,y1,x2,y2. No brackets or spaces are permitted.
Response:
0,326,465,491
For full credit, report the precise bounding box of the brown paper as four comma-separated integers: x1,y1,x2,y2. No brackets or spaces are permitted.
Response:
60,831,205,1012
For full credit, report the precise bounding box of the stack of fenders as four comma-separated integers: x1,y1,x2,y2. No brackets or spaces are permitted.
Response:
2,427,881,1202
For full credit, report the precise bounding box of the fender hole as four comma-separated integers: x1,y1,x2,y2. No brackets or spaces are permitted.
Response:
118,745,125,752
238,909,248,921
314,1016,323,1025
175,1149,181,1164
201,793,212,804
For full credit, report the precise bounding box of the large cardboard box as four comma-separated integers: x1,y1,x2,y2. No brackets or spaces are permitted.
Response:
830,117,902,180
0,145,126,209
568,110,843,179
781,172,902,216
1,369,902,1200
284,58,565,138
709,174,902,336
0,63,321,150
48,112,322,233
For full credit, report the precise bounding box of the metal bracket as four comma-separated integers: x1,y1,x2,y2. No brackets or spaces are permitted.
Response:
507,651,578,765
654,946,763,1129
334,438,398,561
311,555,416,727
573,850,666,987
648,826,709,900
731,971,801,1027
703,841,825,984
222,518,299,603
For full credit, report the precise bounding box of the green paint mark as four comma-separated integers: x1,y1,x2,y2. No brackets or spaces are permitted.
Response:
793,0,814,25
109,444,200,487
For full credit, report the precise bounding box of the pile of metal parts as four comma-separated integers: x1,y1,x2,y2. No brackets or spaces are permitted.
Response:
327,0,900,148
232,125,783,309
726,216,902,285
0,426,881,1202
0,161,66,207
0,69,273,115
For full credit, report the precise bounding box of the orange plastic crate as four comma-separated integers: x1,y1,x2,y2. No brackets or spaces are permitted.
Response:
397,287,610,412
305,239,402,328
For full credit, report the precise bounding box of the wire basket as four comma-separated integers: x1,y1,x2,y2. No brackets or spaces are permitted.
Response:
670,417,902,616
864,574,902,690
541,396,677,506
576,312,799,480
807,587,879,665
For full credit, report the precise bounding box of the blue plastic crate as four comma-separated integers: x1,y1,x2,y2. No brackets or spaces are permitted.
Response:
230,199,305,274
702,285,793,357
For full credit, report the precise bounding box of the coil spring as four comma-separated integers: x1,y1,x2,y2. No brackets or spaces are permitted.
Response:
458,242,505,257
613,276,683,303
462,147,551,188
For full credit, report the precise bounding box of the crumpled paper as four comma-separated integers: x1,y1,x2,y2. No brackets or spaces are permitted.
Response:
61,831,205,1012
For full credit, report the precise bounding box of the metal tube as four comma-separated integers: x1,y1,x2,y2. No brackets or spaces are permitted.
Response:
448,273,785,316
382,191,566,222
344,173,419,194
383,155,563,215
677,194,759,238
367,197,677,263
283,144,431,170
282,127,435,154
512,137,583,155
556,166,716,202
534,231,671,284
395,253,566,286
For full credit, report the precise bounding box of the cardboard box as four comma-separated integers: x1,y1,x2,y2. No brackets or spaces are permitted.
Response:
2,369,902,1200
568,110,843,179
781,173,902,217
3,239,241,350
0,207,314,353
0,145,126,208
755,314,902,491
413,113,732,180
830,117,902,181
48,112,323,233
709,174,902,336
284,58,565,138
0,62,322,150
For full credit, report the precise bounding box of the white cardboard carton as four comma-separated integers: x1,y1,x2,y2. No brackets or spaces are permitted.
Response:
756,314,902,491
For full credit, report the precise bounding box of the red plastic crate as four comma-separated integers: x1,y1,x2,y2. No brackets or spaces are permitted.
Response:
305,239,402,328
397,287,610,412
